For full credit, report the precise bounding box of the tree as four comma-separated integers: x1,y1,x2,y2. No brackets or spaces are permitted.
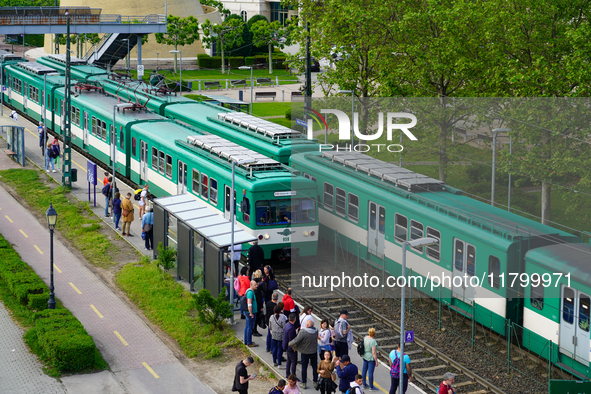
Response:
155,15,200,72
247,14,269,54
201,18,245,74
224,14,252,57
250,20,292,74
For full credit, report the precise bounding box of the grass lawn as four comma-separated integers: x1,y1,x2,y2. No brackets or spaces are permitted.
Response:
131,68,300,84
116,257,241,358
252,102,292,117
0,169,123,268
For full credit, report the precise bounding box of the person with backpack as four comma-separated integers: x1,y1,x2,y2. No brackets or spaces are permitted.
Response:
243,280,258,347
288,319,318,390
334,310,351,358
51,138,61,170
361,328,378,391
252,269,264,337
265,292,279,352
335,355,357,394
101,176,112,217
438,372,456,394
44,141,56,173
141,207,154,251
38,122,45,156
238,267,250,319
349,374,365,394
269,304,287,368
389,343,412,394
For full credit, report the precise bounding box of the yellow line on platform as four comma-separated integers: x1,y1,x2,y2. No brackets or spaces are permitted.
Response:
114,331,129,346
19,229,28,238
142,362,159,379
73,160,87,172
34,245,43,254
53,264,62,273
90,304,104,318
5,215,12,223
69,282,82,295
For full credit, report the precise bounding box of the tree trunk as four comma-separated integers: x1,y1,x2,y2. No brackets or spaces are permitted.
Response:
437,96,448,183
173,44,178,73
221,37,226,74
268,43,273,74
541,129,552,225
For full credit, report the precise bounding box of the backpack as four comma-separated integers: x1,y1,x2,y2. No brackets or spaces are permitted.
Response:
101,184,110,197
334,319,346,341
51,144,60,158
268,279,278,292
240,289,253,312
357,338,365,357
390,350,404,379
234,277,240,293
134,189,142,201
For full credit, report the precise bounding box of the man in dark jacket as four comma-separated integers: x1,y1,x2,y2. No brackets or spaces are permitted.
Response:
265,292,279,352
232,356,255,394
336,355,358,394
248,241,265,274
282,313,298,379
288,319,318,390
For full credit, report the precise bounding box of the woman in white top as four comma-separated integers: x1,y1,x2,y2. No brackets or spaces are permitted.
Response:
317,318,331,359
300,305,314,328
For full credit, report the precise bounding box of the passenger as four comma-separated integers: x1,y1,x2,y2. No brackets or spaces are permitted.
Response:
283,374,300,394
51,138,61,170
282,288,296,315
10,110,17,121
349,374,365,394
299,305,314,328
142,207,154,251
238,267,250,319
262,265,278,304
268,379,287,394
248,241,265,276
102,171,109,187
283,313,298,379
112,192,122,231
335,355,357,394
317,349,336,394
232,356,255,394
361,328,378,391
389,343,412,394
288,319,318,390
252,269,264,337
121,192,134,237
244,280,258,347
269,304,287,368
45,141,55,173
318,318,332,360
265,292,279,352
138,184,149,220
101,176,112,217
230,243,242,280
438,372,456,394
38,122,45,156
334,310,351,359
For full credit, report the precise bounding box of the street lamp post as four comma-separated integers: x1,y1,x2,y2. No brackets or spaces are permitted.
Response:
400,237,438,392
122,39,129,71
491,128,511,207
46,204,58,309
338,90,355,147
169,50,182,94
112,103,133,219
238,66,253,115
230,157,257,324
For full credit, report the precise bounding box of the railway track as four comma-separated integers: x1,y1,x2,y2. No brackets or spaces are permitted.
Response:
274,267,505,394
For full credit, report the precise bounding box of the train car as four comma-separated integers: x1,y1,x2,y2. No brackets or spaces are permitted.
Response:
291,150,579,333
36,54,103,82
523,243,591,378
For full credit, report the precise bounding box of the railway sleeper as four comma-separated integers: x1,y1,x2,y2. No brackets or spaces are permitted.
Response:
408,357,435,364
413,365,448,372
423,373,463,380
465,390,490,394
375,336,400,342
454,381,477,388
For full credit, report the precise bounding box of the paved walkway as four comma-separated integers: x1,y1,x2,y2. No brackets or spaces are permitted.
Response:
0,111,214,393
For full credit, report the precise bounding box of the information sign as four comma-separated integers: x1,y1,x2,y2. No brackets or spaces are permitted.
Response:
405,330,414,343
137,64,145,77
296,118,308,128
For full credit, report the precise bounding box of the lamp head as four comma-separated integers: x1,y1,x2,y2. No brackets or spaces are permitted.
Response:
406,237,438,248
46,203,58,229
238,66,252,70
492,128,511,133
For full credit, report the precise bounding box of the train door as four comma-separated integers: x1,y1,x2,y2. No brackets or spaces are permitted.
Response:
367,202,385,258
452,238,475,304
60,100,65,129
224,186,236,220
139,140,148,181
83,111,89,146
23,82,27,110
177,160,187,194
559,286,591,364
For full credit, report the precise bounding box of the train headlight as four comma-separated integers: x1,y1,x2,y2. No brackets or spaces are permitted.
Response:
303,231,309,237
258,234,264,240
264,234,270,240
310,231,315,236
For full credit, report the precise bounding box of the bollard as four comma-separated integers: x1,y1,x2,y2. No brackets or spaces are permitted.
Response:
282,89,284,102
226,79,229,90
198,81,201,91
239,90,243,101
276,76,279,86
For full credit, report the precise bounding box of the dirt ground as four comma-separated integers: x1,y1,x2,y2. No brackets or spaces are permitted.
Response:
2,170,277,393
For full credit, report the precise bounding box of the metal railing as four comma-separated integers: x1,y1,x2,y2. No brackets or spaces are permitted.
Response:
84,33,113,60
100,14,166,24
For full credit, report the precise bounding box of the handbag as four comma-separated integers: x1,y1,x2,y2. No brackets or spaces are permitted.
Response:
257,312,267,329
122,208,130,217
143,223,152,232
141,231,145,240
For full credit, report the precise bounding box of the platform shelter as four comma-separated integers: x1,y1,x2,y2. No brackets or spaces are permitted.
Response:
0,118,25,166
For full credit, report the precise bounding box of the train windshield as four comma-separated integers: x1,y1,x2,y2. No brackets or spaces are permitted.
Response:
255,198,316,226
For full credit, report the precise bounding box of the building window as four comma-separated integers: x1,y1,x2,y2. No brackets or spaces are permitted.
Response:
165,154,172,179
348,193,359,222
241,10,247,22
270,2,289,25
426,227,441,261
323,183,333,210
394,213,407,244
192,169,199,195
210,178,218,204
335,188,346,216
488,256,500,289
151,147,158,170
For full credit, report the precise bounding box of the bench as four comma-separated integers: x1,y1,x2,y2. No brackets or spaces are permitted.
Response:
4,149,16,158
291,91,303,97
231,79,247,89
255,91,277,101
256,77,274,87
204,81,222,90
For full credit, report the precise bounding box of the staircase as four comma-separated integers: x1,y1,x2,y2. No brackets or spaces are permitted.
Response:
84,33,138,70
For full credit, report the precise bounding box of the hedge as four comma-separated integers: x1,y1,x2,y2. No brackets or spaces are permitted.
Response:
228,56,244,68
198,56,222,69
245,57,255,66
0,244,49,309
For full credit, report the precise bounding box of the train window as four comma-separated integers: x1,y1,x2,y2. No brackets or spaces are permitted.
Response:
410,220,424,251
335,188,346,216
348,193,359,222
242,197,250,224
563,288,575,325
192,169,200,195
91,116,96,135
201,173,208,199
132,137,136,157
395,213,407,243
323,183,334,210
303,173,317,182
158,151,165,173
29,85,38,103
210,178,218,204
467,245,475,277
165,155,172,178
255,198,316,226
531,282,544,310
426,227,441,261
488,256,500,289
120,131,124,150
12,77,21,93
369,203,376,230
378,207,385,234
101,121,106,141
454,239,464,271
580,295,590,332
152,148,158,170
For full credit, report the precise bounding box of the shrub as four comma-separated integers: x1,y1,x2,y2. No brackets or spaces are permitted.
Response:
286,107,304,121
193,289,232,329
228,56,245,68
198,56,222,69
156,242,177,273
245,57,255,66
285,108,291,120
28,292,49,310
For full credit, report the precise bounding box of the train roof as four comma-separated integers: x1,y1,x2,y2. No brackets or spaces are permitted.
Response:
525,243,591,282
46,54,87,66
0,49,23,62
295,151,577,243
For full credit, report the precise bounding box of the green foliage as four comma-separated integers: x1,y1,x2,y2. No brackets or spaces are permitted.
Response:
116,259,241,358
245,56,255,66
228,56,245,68
155,15,200,71
201,17,245,73
192,289,232,329
185,94,209,101
198,55,222,69
225,14,252,57
250,20,292,73
247,14,269,53
156,242,177,273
